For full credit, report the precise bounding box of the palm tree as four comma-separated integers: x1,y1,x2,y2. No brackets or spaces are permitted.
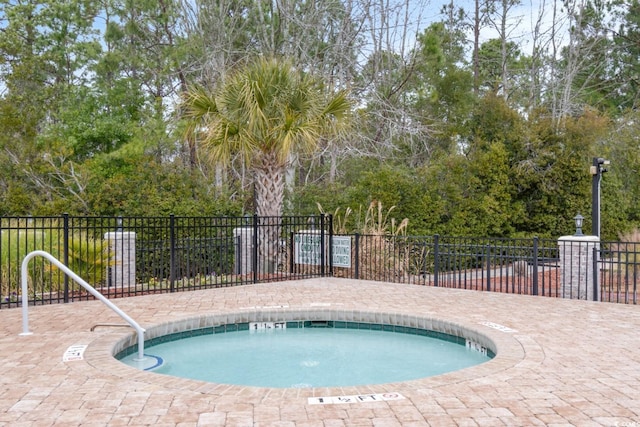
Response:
182,57,351,272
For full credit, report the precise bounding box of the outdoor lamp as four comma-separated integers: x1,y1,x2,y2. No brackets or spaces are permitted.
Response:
574,214,584,236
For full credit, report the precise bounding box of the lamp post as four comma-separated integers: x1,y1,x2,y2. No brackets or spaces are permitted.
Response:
590,157,609,238
574,214,584,236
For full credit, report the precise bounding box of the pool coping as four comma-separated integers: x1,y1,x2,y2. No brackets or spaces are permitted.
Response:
81,301,527,401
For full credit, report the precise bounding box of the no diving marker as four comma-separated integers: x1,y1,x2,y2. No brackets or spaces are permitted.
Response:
308,392,404,405
480,321,518,333
62,344,88,362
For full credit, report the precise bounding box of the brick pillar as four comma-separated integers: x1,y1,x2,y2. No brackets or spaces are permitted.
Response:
104,231,136,288
558,235,599,301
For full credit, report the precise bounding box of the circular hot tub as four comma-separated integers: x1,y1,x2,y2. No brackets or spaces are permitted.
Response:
115,312,495,388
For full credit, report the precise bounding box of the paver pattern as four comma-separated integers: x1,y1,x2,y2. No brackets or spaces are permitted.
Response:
1,278,640,426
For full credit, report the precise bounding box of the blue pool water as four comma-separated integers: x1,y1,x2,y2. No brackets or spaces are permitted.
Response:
119,323,492,388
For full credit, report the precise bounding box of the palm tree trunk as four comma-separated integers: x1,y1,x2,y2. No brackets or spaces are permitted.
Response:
254,152,285,273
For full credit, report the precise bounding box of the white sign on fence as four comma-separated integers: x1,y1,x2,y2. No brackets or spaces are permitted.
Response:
294,233,351,268
294,233,323,265
332,236,351,268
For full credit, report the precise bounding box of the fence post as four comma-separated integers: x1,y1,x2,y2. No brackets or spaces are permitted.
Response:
289,231,294,274
169,214,176,292
592,246,599,302
252,214,258,283
328,214,333,277
433,234,439,287
63,213,70,303
486,244,491,292
320,214,325,277
532,237,539,296
354,233,360,280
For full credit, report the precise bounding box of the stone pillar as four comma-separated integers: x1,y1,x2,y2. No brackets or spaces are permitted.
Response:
104,231,136,288
233,227,254,275
558,235,599,301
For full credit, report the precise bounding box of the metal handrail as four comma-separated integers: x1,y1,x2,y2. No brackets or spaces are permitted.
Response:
20,250,146,361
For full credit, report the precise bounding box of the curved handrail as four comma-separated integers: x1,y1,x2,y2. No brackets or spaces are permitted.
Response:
20,250,146,361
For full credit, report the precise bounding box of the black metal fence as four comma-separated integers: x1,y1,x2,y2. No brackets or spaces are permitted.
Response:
0,214,332,308
599,241,640,304
332,234,638,304
1,214,638,308
332,235,561,297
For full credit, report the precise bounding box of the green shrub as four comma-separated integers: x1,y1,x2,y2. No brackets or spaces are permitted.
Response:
1,224,112,299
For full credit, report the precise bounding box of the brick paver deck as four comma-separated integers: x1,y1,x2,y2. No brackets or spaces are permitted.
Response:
1,278,639,426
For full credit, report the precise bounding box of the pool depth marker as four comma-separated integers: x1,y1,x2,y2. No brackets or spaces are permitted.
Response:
308,392,405,405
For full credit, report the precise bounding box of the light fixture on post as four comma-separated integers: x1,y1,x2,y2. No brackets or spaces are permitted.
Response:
574,213,584,236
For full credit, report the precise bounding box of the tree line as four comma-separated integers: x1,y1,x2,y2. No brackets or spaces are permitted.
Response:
1,0,639,240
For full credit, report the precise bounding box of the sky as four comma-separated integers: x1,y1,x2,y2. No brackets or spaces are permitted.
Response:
403,0,570,55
